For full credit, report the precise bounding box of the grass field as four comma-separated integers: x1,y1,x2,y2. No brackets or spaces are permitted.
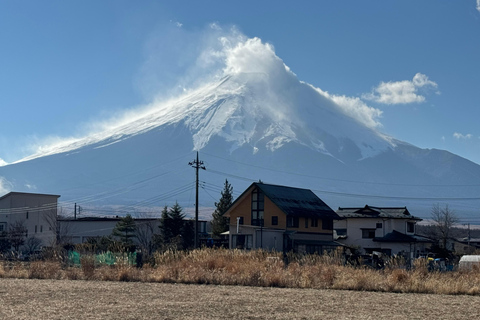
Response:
1,278,479,319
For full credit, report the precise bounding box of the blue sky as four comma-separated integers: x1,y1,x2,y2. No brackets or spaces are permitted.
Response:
1,1,480,165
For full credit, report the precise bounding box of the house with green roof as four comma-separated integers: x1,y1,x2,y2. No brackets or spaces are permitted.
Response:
224,182,341,254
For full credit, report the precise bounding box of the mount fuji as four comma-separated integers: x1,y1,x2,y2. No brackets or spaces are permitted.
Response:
1,37,479,221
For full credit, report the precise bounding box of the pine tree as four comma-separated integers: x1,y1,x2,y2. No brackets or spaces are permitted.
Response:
211,179,233,237
169,202,186,240
159,203,186,248
159,205,172,245
112,214,136,244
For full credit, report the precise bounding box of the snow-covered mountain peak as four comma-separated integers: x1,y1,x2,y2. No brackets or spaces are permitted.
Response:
16,36,394,164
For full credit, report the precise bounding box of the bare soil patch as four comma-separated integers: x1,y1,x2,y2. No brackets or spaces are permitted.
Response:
0,278,478,319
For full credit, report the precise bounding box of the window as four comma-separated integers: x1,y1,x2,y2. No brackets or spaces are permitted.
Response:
305,218,309,228
362,229,376,239
35,225,37,233
26,211,29,219
322,219,333,230
232,234,253,249
0,224,4,232
40,225,43,233
287,216,299,228
251,188,264,226
406,222,415,233
271,216,278,225
311,218,318,227
376,222,382,229
237,217,244,225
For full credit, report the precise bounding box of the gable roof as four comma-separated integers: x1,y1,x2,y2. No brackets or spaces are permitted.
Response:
373,230,433,243
226,182,339,219
336,205,422,221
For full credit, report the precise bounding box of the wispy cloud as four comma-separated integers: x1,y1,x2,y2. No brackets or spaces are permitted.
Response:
0,158,7,167
453,132,473,140
477,0,480,12
0,177,13,195
363,73,438,105
311,86,383,129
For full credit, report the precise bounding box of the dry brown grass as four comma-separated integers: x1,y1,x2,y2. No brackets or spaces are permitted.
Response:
1,248,480,295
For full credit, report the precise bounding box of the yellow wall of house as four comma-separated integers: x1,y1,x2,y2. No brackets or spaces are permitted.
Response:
228,188,332,235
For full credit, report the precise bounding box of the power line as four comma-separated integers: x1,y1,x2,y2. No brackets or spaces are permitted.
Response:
202,151,480,188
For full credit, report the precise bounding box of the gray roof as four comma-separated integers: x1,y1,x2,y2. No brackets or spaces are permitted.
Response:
374,230,433,243
336,205,422,221
253,183,339,219
0,191,61,202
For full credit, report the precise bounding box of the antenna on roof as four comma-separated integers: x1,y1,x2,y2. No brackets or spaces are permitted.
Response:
258,179,263,183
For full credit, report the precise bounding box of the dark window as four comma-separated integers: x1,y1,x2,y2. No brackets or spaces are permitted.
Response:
311,218,318,227
406,222,415,233
35,225,37,233
362,229,376,239
376,222,382,229
0,224,4,232
251,188,264,226
26,211,29,219
271,216,278,225
40,225,43,233
335,228,347,236
237,217,244,225
287,216,299,228
322,219,333,230
305,218,309,228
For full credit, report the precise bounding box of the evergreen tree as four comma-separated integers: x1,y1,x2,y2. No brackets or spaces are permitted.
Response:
169,202,186,242
211,179,233,237
159,203,187,248
182,219,195,250
112,214,136,245
159,205,172,245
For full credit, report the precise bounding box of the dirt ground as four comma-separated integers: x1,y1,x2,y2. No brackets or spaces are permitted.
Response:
0,278,478,319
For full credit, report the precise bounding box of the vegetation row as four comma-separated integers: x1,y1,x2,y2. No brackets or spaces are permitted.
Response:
2,248,480,296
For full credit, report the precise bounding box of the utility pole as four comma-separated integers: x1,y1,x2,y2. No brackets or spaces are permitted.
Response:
189,151,206,248
74,203,77,220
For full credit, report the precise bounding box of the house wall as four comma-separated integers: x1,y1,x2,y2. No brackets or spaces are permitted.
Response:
334,218,421,256
61,219,207,245
228,187,334,251
0,193,58,247
228,190,333,234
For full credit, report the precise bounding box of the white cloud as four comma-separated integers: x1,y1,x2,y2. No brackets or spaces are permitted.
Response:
0,177,13,195
477,0,480,12
0,158,7,167
310,86,383,129
453,132,473,139
363,73,438,105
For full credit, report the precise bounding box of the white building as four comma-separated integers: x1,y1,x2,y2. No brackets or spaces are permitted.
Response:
335,205,433,257
0,192,60,248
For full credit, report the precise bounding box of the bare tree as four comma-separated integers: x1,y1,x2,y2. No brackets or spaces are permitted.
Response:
24,237,42,255
44,207,72,247
431,203,459,250
133,211,159,255
8,221,27,253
